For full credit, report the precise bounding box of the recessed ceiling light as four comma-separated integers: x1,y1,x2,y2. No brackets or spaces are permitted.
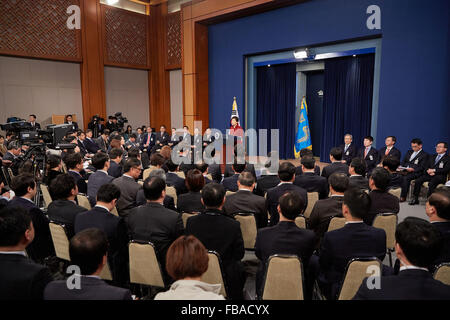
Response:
107,0,119,5
268,64,271,67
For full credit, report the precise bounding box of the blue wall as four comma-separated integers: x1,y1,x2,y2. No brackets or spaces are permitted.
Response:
208,0,450,156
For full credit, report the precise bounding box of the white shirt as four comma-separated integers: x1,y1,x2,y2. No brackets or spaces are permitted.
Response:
345,220,364,225
98,170,108,175
399,265,429,272
95,204,110,212
0,251,27,256
21,197,34,204
277,181,293,186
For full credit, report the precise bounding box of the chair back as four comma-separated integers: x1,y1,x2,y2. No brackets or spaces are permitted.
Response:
182,212,199,228
206,174,213,181
129,241,165,288
111,206,119,217
99,262,113,281
433,263,450,286
61,163,68,173
49,222,70,261
262,255,303,300
338,257,381,300
372,214,397,250
200,251,227,297
175,171,185,179
166,186,177,205
7,168,14,179
226,191,235,197
77,194,92,210
304,192,319,219
40,184,53,207
294,215,306,229
327,216,346,232
142,166,157,181
388,187,401,200
234,213,257,250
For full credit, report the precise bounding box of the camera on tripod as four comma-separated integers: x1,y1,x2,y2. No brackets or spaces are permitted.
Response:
114,112,128,130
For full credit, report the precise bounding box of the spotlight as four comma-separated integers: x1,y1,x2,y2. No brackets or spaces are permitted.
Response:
293,49,309,59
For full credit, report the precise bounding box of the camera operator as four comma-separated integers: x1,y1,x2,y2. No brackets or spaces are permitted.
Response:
87,115,105,138
105,116,120,133
4,141,23,175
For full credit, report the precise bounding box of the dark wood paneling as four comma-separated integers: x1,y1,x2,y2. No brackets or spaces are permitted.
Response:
166,11,182,70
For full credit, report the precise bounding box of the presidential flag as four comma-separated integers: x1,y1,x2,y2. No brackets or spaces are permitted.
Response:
231,97,240,125
294,96,312,158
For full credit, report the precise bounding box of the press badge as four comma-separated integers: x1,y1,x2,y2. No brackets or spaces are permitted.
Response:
346,151,349,156
369,155,373,161
439,162,444,169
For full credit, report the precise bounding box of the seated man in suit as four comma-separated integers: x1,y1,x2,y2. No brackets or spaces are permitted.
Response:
308,172,349,245
223,171,268,228
136,169,176,211
87,152,114,207
255,191,316,298
28,114,40,130
124,134,139,151
266,162,307,226
366,167,400,225
177,169,205,213
357,136,379,175
141,126,155,156
195,162,212,184
295,148,320,176
294,156,328,199
127,176,184,280
112,158,142,218
47,174,87,238
382,155,404,189
44,228,132,300
314,188,386,300
354,217,450,300
165,159,188,195
224,146,257,180
95,129,110,153
410,141,450,205
0,206,53,300
108,148,124,178
339,133,358,166
378,135,401,165
168,127,182,148
425,189,450,271
186,183,245,300
84,129,101,154
8,174,54,262
399,138,429,202
222,162,246,192
321,147,349,180
75,184,129,286
65,152,88,194
152,125,170,153
3,140,22,175
76,131,89,157
348,157,369,190
254,153,281,196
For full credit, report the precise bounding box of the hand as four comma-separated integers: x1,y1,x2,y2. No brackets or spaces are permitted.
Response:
341,160,346,164
406,167,414,172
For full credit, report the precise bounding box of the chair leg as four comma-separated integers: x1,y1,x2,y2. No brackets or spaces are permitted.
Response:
388,251,393,267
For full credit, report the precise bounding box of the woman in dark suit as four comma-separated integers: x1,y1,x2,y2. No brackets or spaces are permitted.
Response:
177,169,205,213
43,155,63,186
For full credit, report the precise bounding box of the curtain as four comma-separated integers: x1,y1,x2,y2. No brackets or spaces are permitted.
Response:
256,63,296,159
320,54,375,162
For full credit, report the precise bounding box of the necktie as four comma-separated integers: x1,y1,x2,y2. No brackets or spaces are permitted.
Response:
435,155,442,165
410,151,417,162
147,134,150,145
344,145,348,152
385,148,390,156
364,147,369,158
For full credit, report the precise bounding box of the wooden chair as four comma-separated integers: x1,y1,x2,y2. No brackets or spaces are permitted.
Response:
49,221,70,261
337,257,381,300
77,194,92,210
200,251,227,298
433,263,450,286
262,255,304,300
234,213,257,250
129,241,165,288
111,207,119,217
226,191,236,197
175,171,185,179
40,184,53,208
372,213,397,267
206,174,213,181
142,166,157,181
304,192,319,219
99,262,113,281
295,215,306,229
327,216,346,232
166,186,177,206
181,212,199,228
388,187,401,200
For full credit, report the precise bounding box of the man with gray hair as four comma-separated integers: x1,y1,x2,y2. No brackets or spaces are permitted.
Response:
223,171,268,228
136,168,176,210
339,134,357,165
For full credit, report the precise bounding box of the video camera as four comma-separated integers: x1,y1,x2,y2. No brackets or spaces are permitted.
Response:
114,112,128,130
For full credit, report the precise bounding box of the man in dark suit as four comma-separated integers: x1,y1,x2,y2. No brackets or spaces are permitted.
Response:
354,217,450,300
223,171,268,228
28,114,40,130
357,136,379,175
255,191,316,298
47,174,87,238
8,174,54,262
321,147,349,180
378,136,401,165
0,207,53,300
222,162,246,192
195,162,212,184
399,138,429,201
165,159,188,195
208,162,223,183
105,116,120,133
141,126,155,156
308,172,349,245
87,153,114,207
348,157,369,190
202,127,215,153
95,129,110,153
366,167,400,225
153,125,170,153
224,146,257,180
339,133,358,165
135,169,176,211
84,129,101,154
112,158,142,218
44,229,132,300
254,157,280,197
108,148,124,178
382,155,404,189
64,114,78,131
75,184,129,286
65,152,88,194
294,156,328,199
127,176,184,279
294,148,320,176
266,162,307,226
76,131,88,157
186,183,245,300
314,188,386,300
168,128,182,148
410,142,450,205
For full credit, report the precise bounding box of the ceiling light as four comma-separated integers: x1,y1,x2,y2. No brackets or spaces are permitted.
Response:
268,64,271,67
107,0,119,5
294,49,309,59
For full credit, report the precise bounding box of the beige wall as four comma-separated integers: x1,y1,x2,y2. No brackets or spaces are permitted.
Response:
104,66,150,130
169,69,183,129
99,0,146,14
0,55,83,130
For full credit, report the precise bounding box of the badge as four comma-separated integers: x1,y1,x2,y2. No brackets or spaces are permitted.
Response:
439,162,444,169
346,151,349,156
414,159,418,165
369,155,373,161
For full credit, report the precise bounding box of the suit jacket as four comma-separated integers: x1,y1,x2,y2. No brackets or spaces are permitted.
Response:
424,154,450,177
294,172,328,199
105,122,120,133
2,151,16,162
68,170,88,194
353,269,450,300
224,163,257,180
208,164,223,183
65,121,78,131
348,175,369,190
112,175,142,217
222,174,239,192
430,221,450,271
46,199,87,238
254,174,280,196
339,143,358,165
255,221,316,297
318,223,386,299
7,197,54,261
177,191,204,213
0,253,53,300
108,161,123,178
266,183,308,226
321,162,349,180
366,190,400,225
223,190,268,228
28,122,41,130
357,147,379,175
44,276,132,300
166,172,188,195
295,165,321,176
389,172,404,189
141,132,155,150
309,196,344,244
84,138,100,154
95,136,109,153
401,149,429,175
154,132,170,147
135,189,176,211
378,146,401,163
87,170,114,207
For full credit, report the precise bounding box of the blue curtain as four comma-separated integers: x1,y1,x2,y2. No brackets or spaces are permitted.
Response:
320,54,375,162
256,63,296,159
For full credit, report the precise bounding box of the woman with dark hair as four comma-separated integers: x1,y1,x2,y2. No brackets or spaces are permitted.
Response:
177,169,205,213
154,235,224,300
123,125,133,141
44,155,63,185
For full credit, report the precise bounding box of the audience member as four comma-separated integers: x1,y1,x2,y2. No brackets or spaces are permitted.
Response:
294,156,328,199
378,136,401,164
166,159,188,195
295,148,321,175
254,153,280,196
222,162,246,192
43,154,63,186
321,147,349,180
108,148,124,178
177,169,205,213
65,152,88,194
87,153,114,207
382,155,404,189
112,158,142,217
348,157,369,190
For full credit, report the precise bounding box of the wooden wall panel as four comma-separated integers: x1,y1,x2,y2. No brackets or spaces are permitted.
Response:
166,11,182,69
